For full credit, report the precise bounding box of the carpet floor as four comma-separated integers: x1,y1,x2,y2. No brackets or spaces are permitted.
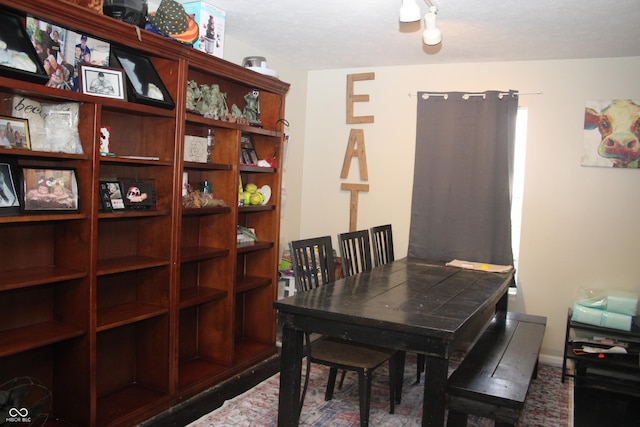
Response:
187,353,573,427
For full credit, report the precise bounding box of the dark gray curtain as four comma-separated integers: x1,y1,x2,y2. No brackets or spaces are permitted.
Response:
408,90,518,266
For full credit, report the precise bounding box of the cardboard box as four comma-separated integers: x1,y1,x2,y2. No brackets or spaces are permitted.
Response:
179,0,225,58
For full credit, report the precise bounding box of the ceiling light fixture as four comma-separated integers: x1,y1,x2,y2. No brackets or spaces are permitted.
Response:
399,0,442,46
399,0,421,22
422,6,442,46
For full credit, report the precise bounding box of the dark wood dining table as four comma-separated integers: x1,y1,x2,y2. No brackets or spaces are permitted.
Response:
274,257,514,427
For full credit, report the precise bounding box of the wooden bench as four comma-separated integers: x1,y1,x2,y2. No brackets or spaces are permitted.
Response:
446,311,547,427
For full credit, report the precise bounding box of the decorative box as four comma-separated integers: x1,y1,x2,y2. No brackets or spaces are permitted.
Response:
179,0,225,58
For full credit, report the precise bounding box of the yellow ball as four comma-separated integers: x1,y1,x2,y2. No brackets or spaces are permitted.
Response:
245,183,258,193
249,192,264,205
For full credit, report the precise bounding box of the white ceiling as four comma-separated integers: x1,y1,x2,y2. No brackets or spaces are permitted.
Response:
209,0,640,70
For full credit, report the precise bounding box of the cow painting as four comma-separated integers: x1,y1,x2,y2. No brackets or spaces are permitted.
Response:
583,99,640,168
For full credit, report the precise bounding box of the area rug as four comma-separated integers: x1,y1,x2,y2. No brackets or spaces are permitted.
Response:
188,353,573,426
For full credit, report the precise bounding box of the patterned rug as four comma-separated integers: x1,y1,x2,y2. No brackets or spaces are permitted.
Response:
188,353,573,427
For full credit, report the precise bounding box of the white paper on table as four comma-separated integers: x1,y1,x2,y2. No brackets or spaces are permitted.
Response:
446,259,514,273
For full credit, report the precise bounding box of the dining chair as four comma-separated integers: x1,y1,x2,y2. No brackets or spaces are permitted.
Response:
288,236,401,426
337,229,373,278
370,224,395,267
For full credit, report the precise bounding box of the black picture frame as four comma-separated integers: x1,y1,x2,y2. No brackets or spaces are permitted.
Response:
240,134,259,165
0,12,49,85
120,180,155,210
0,159,21,215
99,181,125,210
21,167,79,212
110,46,175,110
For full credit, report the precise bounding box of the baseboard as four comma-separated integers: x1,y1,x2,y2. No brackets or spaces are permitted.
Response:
540,353,563,367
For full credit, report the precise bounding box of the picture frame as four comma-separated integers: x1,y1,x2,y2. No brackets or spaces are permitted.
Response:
0,116,31,150
240,134,259,165
21,167,79,212
0,159,21,215
99,181,125,210
79,64,126,100
0,12,49,85
120,179,155,210
110,46,175,110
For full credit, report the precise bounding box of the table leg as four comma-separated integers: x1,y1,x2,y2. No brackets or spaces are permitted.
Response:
278,325,304,426
422,355,448,427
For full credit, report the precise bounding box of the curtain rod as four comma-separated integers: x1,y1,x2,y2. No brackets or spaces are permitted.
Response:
408,91,542,98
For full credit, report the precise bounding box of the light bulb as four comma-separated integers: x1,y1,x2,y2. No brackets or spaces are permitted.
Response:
399,0,421,23
422,8,442,45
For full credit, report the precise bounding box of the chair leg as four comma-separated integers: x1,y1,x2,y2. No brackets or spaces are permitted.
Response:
338,369,347,389
358,370,372,427
325,367,338,401
416,354,426,384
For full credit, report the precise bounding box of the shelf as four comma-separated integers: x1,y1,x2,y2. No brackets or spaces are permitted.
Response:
185,113,284,138
97,303,168,332
100,156,173,166
180,287,227,309
0,266,86,291
98,209,171,219
238,204,275,213
239,165,277,173
0,321,85,358
236,275,272,293
0,147,89,161
0,213,88,224
184,161,233,171
181,246,229,262
233,337,275,365
178,357,227,390
563,307,640,396
96,383,170,427
237,240,274,253
97,255,170,276
182,206,231,216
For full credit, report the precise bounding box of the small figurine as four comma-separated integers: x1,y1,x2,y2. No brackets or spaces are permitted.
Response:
243,89,262,127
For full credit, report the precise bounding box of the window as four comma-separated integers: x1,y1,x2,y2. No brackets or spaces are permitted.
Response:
511,107,528,275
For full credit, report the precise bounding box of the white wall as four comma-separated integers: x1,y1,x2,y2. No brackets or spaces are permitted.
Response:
223,35,640,359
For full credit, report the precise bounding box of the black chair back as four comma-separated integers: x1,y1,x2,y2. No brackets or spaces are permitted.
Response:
370,224,395,267
289,236,336,292
338,230,372,277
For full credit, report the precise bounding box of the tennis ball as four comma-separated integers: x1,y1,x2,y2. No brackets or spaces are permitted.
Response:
245,183,258,193
249,192,264,205
242,192,252,204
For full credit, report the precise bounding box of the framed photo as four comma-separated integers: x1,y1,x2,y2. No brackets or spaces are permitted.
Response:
184,135,208,163
110,46,175,110
0,12,49,85
0,159,21,215
0,116,30,150
240,135,259,165
99,181,125,210
121,180,155,210
21,167,79,212
79,64,126,100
